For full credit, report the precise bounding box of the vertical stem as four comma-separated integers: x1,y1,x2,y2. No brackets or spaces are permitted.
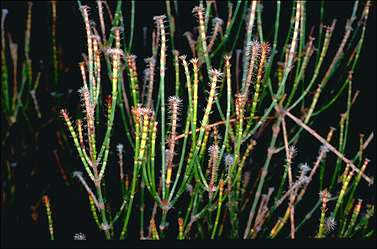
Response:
43,195,54,240
243,119,281,239
128,0,135,51
51,1,58,86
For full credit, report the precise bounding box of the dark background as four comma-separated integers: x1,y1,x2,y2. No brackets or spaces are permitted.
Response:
1,0,376,246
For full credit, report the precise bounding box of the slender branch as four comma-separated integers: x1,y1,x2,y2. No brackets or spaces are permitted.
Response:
281,108,373,185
